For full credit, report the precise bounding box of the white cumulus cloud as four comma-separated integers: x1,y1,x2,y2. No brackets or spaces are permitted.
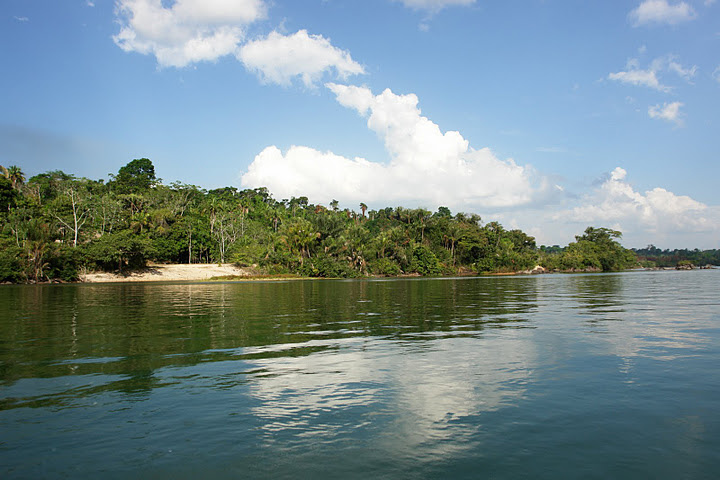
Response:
561,167,714,236
648,101,684,125
238,30,365,88
113,0,266,68
629,0,696,26
241,85,546,210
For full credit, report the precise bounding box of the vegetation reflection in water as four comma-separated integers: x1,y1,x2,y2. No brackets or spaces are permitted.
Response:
1,271,719,478
0,277,538,410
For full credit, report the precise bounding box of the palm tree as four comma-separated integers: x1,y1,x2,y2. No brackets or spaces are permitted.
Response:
281,219,319,265
0,165,25,190
359,202,367,218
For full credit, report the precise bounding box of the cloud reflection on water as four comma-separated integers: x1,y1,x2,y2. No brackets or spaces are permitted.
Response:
244,328,536,460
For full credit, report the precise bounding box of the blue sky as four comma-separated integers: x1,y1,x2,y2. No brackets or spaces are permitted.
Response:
1,0,719,248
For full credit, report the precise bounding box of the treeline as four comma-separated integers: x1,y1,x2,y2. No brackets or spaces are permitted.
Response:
633,245,720,268
1,159,638,283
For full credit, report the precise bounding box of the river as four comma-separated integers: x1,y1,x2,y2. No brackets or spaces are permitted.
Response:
1,270,719,478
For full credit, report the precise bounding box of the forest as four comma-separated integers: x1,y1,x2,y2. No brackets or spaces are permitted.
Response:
633,245,720,268
0,158,649,283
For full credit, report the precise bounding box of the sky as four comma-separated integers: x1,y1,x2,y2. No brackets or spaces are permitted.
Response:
1,0,719,249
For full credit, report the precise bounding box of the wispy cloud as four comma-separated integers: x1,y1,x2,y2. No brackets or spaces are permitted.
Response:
648,101,684,125
608,55,697,91
393,0,476,14
608,59,670,92
13,16,29,22
535,147,567,154
666,56,697,81
629,0,696,26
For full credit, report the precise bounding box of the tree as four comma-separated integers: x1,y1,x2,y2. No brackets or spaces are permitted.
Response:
443,221,462,266
435,206,452,218
27,170,74,204
111,158,157,194
360,202,368,218
86,230,152,272
280,218,319,265
0,165,25,190
575,226,622,244
90,193,122,235
207,199,241,263
24,219,51,282
50,181,91,247
561,227,636,272
410,244,441,275
0,176,17,213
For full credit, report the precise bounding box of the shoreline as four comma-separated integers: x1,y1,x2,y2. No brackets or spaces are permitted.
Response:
20,263,717,285
80,263,258,283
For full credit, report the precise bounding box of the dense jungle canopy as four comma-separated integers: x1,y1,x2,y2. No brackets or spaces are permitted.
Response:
0,158,684,283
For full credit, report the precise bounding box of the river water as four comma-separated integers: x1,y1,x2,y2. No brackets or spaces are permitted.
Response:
1,270,719,478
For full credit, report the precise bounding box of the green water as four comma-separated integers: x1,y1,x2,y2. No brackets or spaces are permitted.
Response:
1,271,719,478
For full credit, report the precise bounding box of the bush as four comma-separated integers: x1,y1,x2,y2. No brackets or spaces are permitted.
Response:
85,231,152,272
0,239,24,282
46,244,81,282
369,257,402,276
409,245,441,275
231,243,267,267
298,254,358,278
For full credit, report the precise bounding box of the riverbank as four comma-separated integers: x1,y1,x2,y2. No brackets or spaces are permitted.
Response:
66,263,719,284
78,263,549,283
80,263,256,283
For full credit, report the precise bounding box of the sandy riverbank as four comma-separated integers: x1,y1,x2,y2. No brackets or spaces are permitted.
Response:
80,263,255,283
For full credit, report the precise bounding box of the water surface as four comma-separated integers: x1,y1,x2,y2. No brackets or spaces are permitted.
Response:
1,271,719,478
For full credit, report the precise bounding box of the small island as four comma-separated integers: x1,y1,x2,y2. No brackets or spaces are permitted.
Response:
1,160,716,284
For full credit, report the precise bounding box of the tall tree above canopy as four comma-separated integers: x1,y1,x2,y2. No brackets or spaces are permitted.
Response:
111,158,157,194
571,226,636,272
1,165,25,190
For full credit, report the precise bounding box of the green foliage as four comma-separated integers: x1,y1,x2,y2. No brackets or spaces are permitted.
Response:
45,244,82,282
633,245,720,267
0,162,657,283
27,170,74,203
111,158,157,194
370,257,402,276
0,165,25,190
298,254,359,278
0,238,24,282
231,242,267,267
409,244,441,275
0,177,17,213
86,231,152,272
540,227,636,272
435,206,452,218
